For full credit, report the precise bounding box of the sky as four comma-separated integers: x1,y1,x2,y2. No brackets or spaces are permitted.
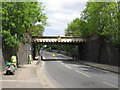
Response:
37,0,87,36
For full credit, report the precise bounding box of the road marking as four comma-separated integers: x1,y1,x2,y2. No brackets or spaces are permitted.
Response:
102,81,118,88
64,65,72,69
75,70,91,77
61,63,64,65
41,61,45,67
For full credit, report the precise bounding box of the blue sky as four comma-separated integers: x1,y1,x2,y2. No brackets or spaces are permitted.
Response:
37,0,87,36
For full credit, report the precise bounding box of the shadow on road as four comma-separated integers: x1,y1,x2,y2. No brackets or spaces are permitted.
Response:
3,73,14,76
42,59,73,62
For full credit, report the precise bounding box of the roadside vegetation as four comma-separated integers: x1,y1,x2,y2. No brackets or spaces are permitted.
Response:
2,2,47,50
65,1,119,51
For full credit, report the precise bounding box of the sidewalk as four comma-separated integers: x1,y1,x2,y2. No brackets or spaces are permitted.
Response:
2,60,43,88
77,60,119,74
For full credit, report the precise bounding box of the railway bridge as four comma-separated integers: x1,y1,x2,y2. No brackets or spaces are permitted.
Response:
31,36,86,60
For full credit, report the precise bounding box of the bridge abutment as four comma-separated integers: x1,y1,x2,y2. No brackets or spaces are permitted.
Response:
32,43,36,60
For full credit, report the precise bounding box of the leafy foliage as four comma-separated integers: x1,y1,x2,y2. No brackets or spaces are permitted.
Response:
2,2,47,48
65,18,88,37
28,24,44,36
65,2,119,49
2,30,20,49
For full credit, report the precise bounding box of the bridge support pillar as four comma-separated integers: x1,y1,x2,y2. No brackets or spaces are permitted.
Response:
78,43,85,60
32,43,36,60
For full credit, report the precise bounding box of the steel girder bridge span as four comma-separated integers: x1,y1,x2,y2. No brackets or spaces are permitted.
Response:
32,36,86,60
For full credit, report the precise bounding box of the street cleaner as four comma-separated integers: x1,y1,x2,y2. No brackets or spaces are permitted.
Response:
52,53,55,57
5,55,17,75
11,55,17,66
28,54,32,64
11,55,17,70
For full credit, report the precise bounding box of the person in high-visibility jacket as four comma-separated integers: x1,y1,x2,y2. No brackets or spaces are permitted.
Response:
28,54,32,64
11,55,17,67
52,54,55,57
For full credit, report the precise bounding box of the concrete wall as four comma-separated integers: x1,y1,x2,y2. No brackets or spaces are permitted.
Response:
98,42,119,66
2,42,33,66
2,48,15,62
17,43,27,65
85,39,99,63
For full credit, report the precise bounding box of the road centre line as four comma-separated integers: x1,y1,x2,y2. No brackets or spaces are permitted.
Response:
75,70,91,77
42,61,45,66
64,65,72,69
41,61,45,67
102,81,118,88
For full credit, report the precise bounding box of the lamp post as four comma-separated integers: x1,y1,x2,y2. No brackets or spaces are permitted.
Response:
26,30,29,64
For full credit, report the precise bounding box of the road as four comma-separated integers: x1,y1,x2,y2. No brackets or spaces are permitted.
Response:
41,51,119,88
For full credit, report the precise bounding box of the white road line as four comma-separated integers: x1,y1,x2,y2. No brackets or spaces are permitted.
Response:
64,65,72,69
102,81,118,88
61,63,64,65
75,70,91,77
41,61,45,67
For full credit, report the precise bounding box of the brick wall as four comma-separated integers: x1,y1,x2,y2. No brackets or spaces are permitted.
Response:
79,35,119,66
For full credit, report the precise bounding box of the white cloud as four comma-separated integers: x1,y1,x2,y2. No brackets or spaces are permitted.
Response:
37,0,87,36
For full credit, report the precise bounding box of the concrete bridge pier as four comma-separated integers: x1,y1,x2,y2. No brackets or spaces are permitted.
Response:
78,43,86,60
32,43,36,60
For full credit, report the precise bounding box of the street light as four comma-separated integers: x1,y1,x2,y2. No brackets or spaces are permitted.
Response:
26,30,30,64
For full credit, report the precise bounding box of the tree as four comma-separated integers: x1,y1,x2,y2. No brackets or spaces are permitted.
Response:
2,30,20,49
65,18,88,37
2,2,47,49
65,1,119,49
81,2,119,48
28,24,44,36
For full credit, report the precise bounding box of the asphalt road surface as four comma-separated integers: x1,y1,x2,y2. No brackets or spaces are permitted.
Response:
41,51,119,88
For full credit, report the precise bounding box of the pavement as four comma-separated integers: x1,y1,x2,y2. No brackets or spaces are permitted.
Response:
2,60,43,88
77,60,119,74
